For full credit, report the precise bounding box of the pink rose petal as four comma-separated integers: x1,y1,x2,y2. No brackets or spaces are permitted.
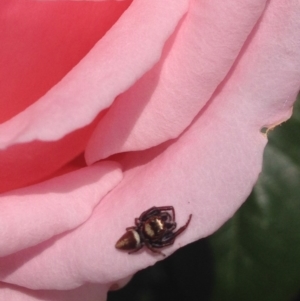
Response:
0,0,187,193
1,0,299,293
0,0,130,193
0,161,122,257
0,0,188,149
0,282,108,301
0,87,267,289
85,0,268,163
0,0,131,123
0,0,300,289
0,119,99,193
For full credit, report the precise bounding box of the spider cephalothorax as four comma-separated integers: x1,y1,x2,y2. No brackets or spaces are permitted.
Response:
115,206,192,256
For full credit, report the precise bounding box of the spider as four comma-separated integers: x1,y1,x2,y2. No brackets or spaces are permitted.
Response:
115,206,192,256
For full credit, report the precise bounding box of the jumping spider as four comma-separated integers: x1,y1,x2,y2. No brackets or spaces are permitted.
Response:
115,206,192,256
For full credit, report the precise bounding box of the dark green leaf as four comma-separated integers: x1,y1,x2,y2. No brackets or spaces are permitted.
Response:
210,95,300,301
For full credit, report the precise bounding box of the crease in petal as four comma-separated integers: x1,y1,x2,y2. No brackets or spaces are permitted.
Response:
85,0,268,164
0,0,189,149
0,116,102,194
0,282,109,301
0,161,122,257
218,0,300,127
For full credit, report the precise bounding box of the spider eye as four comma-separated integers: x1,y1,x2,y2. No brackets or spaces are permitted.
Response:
161,215,168,221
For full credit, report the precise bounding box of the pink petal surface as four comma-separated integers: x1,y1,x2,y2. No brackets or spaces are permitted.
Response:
0,0,300,291
0,282,108,301
0,0,131,123
85,0,268,163
0,0,188,149
0,0,130,193
0,119,99,194
0,88,265,290
0,161,122,257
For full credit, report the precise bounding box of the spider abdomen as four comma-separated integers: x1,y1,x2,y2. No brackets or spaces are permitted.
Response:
115,229,141,250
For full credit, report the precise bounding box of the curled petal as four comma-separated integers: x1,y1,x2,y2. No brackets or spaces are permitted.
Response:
0,0,188,149
0,0,130,192
0,161,122,257
0,121,98,193
85,0,268,163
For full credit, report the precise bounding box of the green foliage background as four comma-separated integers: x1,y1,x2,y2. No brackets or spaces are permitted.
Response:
108,95,300,301
211,96,300,301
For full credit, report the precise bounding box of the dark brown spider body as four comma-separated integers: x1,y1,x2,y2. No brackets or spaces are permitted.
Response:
115,206,192,256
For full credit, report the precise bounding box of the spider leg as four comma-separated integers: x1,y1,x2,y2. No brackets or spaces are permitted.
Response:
164,222,176,231
153,206,175,220
157,212,173,225
171,214,192,238
145,242,166,257
138,206,176,222
138,207,161,221
151,237,176,248
152,214,192,248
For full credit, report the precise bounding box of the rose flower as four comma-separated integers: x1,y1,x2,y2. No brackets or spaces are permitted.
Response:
0,0,300,300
